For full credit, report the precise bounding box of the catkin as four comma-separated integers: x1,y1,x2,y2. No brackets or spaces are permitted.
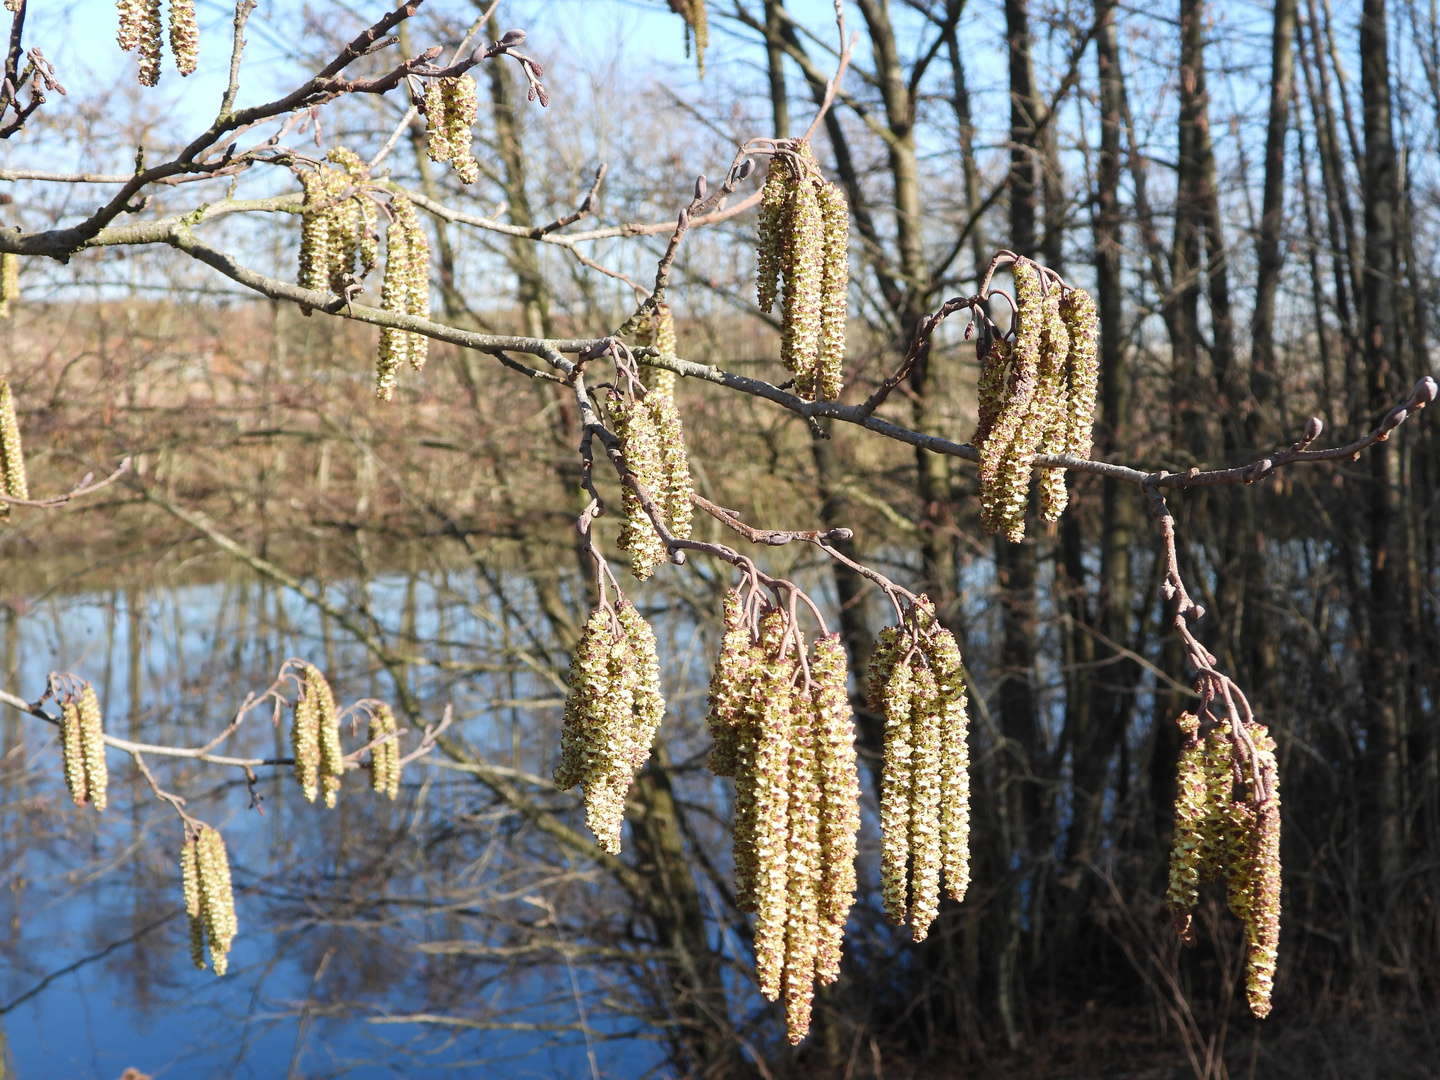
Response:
181,836,205,969
375,195,431,399
707,601,860,1043
612,394,668,581
60,697,89,807
291,676,320,803
0,251,19,319
168,0,199,75
423,76,481,183
1035,289,1072,523
636,303,679,398
77,682,108,812
137,0,163,85
756,144,849,401
116,0,144,50
0,375,28,521
369,703,401,799
554,599,667,854
1060,288,1100,459
869,597,973,941
298,664,344,809
1164,714,1282,1019
194,826,238,976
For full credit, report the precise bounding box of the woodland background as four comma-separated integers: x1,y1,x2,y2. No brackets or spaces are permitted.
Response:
1,0,1438,1076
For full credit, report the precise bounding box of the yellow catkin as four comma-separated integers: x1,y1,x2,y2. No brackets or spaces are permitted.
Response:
423,80,452,163
554,601,667,854
780,154,824,393
442,76,480,185
1241,722,1281,1019
181,837,206,969
291,678,321,803
972,335,1011,449
168,0,199,75
302,665,343,809
636,304,679,397
136,0,162,85
816,181,849,401
1060,288,1100,460
195,826,237,976
1036,289,1073,523
691,0,708,76
980,261,1044,540
60,698,88,807
782,679,820,1043
77,682,108,812
369,703,401,799
613,395,669,581
375,196,431,397
704,591,751,776
1198,728,1234,883
749,612,796,1000
907,660,942,941
0,251,19,318
647,390,693,542
812,633,858,984
756,164,788,314
1165,712,1206,944
0,375,29,518
878,650,914,926
924,619,972,903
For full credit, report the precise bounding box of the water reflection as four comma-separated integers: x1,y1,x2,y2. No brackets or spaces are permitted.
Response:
0,570,699,1078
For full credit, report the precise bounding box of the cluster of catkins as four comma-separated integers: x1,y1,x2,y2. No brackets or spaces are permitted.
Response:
1166,712,1282,1018
0,375,27,522
611,377,693,582
181,826,238,976
867,596,971,942
59,681,109,812
375,194,432,400
291,663,345,808
974,259,1099,543
705,593,860,1044
297,148,380,313
422,75,480,184
116,0,197,84
633,303,678,396
368,703,403,800
0,252,19,319
756,143,849,402
554,599,666,854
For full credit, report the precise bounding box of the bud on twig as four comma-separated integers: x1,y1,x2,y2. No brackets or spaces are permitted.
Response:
734,157,755,183
693,175,707,202
1381,406,1408,433
501,28,527,47
1302,416,1323,444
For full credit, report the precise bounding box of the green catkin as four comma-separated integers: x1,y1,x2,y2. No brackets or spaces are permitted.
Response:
1036,289,1073,523
1241,722,1281,1019
554,608,612,791
782,680,820,1043
1060,288,1100,459
691,0,708,76
168,0,199,75
195,826,237,976
77,682,107,812
423,80,452,162
1198,727,1234,883
443,76,480,184
613,395,669,581
636,304,679,397
750,617,796,1002
1,376,29,517
181,837,206,969
1166,712,1206,944
375,196,431,397
907,660,942,942
980,261,1044,540
60,698,88,807
925,622,972,903
816,180,850,401
647,391,694,542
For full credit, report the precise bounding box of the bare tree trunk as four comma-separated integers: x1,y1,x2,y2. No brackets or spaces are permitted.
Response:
1251,0,1298,424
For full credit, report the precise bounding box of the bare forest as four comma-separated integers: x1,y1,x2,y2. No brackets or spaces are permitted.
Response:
1,0,1438,1077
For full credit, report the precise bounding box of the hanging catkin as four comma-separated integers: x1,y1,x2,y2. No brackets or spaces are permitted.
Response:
77,682,108,811
60,695,89,808
554,599,666,854
369,703,402,800
168,0,199,75
189,825,238,976
867,596,972,942
375,195,431,399
1163,713,1282,1019
291,663,341,806
423,75,481,184
703,598,860,1043
0,251,19,319
612,393,668,581
137,0,163,85
0,375,28,522
756,143,849,401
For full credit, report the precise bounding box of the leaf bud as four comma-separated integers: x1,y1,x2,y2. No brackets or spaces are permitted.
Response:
693,175,707,202
1303,416,1323,443
1381,406,1408,432
501,28,527,46
734,157,755,183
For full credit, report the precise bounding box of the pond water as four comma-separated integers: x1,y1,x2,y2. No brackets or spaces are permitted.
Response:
0,572,702,1079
